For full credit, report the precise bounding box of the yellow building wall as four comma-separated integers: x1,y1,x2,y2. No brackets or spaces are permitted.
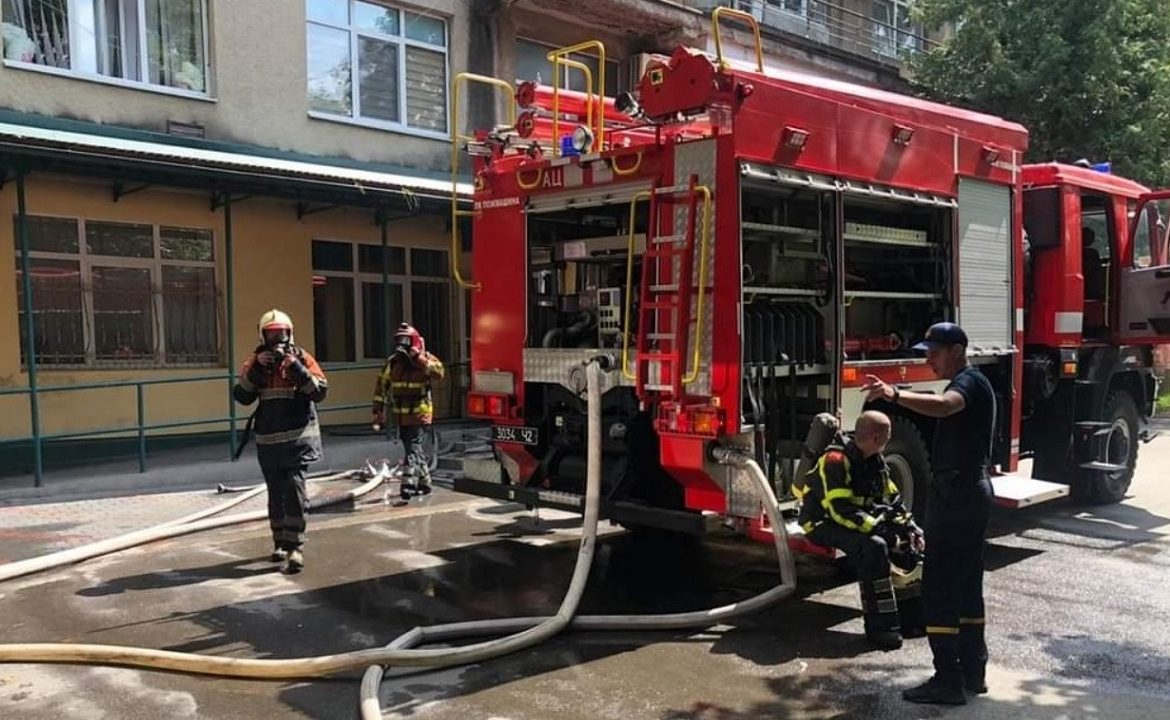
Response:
0,174,461,445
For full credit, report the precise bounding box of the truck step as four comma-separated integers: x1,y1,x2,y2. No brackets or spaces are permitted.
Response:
1079,461,1129,473
1074,421,1112,429
990,474,1069,509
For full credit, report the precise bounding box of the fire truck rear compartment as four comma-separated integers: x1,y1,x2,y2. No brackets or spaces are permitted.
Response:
527,203,648,351
517,202,691,520
738,181,954,482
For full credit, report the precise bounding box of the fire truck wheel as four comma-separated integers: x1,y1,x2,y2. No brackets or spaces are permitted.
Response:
1072,390,1139,505
884,416,932,521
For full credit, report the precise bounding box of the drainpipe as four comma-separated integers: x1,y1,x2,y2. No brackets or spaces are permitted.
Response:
223,195,237,458
16,171,43,487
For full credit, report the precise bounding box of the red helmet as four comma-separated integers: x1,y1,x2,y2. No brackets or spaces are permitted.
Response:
394,323,425,355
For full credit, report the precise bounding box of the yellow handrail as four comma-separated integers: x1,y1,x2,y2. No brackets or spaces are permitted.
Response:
712,6,763,73
449,72,516,290
546,40,607,149
683,185,713,386
611,150,644,177
550,56,594,156
621,190,652,381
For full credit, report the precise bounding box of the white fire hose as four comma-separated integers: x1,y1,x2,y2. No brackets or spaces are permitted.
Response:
0,361,798,718
0,469,369,585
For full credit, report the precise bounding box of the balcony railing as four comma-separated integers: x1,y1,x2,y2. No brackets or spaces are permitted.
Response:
696,0,937,68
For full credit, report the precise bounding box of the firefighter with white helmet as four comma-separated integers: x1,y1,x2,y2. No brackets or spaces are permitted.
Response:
234,309,328,574
372,322,445,497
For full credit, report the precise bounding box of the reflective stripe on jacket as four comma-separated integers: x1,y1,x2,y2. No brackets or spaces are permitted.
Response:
233,346,328,469
797,442,905,535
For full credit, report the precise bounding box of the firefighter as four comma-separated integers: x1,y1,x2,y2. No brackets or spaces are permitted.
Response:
862,322,995,705
234,309,328,575
798,410,924,651
372,323,445,496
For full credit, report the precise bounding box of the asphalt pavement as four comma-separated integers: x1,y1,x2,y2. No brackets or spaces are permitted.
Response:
0,429,1167,719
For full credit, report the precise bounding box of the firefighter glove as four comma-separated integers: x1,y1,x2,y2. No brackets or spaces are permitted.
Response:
246,359,267,388
873,518,901,549
284,354,312,386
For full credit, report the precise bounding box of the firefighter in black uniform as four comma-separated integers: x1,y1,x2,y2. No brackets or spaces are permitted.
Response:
798,410,924,651
863,322,995,705
234,309,328,575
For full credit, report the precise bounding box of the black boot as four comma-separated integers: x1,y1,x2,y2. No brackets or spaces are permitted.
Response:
960,621,989,694
904,634,967,705
860,578,903,651
902,673,967,705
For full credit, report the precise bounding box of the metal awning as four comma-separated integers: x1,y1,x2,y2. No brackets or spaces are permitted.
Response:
0,121,472,210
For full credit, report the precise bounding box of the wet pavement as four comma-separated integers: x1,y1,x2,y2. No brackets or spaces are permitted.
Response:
0,435,1168,719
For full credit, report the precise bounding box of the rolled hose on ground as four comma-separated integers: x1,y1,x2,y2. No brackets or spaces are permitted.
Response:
0,468,371,585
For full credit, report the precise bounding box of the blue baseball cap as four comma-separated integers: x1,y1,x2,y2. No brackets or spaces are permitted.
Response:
912,322,968,351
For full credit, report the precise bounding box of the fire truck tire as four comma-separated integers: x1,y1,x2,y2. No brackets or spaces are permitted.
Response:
1072,391,1139,505
884,416,931,521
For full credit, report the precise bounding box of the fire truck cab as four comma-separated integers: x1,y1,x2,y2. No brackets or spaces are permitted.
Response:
453,10,1160,544
1021,163,1164,504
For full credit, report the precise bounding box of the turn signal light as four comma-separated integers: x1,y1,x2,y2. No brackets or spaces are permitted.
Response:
468,395,487,416
469,392,512,419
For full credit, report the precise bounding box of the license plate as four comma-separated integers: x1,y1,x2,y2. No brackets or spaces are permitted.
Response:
492,425,539,446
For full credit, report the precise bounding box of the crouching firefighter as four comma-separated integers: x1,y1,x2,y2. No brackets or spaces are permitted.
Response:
234,309,328,574
373,323,445,498
795,410,925,650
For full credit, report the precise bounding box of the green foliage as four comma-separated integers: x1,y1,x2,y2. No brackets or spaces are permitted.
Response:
909,0,1170,186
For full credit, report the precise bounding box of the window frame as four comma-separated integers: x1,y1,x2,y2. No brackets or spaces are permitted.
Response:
872,0,924,57
1,0,213,98
15,213,221,368
514,37,624,97
306,0,451,139
310,239,457,363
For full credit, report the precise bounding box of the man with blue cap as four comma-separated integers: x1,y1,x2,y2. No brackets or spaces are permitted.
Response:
862,322,996,705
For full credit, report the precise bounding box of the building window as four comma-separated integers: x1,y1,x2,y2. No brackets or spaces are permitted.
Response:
1,0,210,93
13,215,220,366
515,38,622,96
872,0,923,56
306,0,448,133
310,239,454,363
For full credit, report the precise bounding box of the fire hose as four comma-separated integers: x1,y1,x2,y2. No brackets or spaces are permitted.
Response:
0,360,798,718
0,468,377,585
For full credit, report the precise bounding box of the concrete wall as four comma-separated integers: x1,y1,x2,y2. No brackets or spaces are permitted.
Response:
0,174,459,442
0,0,470,171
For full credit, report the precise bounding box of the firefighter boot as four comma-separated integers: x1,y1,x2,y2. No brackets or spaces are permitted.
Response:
903,635,967,705
860,577,903,651
281,549,304,575
399,466,417,499
270,546,289,563
960,622,989,694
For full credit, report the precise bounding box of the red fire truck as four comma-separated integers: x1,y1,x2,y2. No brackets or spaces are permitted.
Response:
452,10,1163,543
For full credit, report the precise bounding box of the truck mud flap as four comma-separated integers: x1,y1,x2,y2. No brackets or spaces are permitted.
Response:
453,476,709,535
